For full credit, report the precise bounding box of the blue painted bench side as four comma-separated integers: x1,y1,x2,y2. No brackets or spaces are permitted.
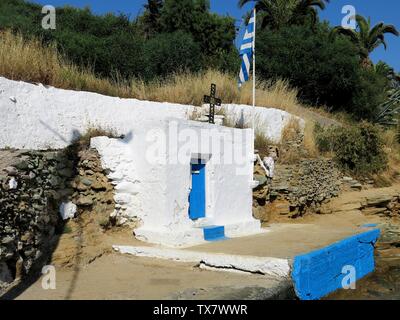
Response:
292,229,380,300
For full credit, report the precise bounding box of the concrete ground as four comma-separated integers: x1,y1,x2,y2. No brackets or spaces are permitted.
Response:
189,211,382,259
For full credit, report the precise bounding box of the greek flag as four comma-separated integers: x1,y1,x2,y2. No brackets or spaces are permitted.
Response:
238,10,255,88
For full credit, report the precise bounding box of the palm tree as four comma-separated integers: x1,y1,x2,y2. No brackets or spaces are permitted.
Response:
332,15,399,68
238,0,330,30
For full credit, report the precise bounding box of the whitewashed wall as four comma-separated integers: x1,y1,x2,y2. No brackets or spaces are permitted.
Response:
210,104,305,143
92,119,260,247
0,77,303,150
0,77,192,149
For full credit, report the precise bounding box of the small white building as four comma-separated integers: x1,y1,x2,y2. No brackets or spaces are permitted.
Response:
0,77,306,247
92,118,261,247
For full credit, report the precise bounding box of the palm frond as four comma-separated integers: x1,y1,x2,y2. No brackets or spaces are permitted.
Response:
238,0,254,8
374,88,400,126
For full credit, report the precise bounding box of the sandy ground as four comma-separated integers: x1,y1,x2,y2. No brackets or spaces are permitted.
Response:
7,210,386,300
13,254,293,300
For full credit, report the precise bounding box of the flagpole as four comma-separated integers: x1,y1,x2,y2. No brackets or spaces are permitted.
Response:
252,7,256,135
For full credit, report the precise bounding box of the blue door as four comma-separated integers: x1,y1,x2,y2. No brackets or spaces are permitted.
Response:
189,163,206,220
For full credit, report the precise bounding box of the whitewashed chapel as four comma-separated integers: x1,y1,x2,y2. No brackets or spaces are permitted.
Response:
0,77,302,247
92,118,260,247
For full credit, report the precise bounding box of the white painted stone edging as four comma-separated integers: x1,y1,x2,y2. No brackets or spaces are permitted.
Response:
113,245,290,280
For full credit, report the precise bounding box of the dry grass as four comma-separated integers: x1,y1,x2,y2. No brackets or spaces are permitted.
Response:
0,31,131,97
373,128,400,186
75,126,119,148
281,117,302,143
278,117,303,164
303,121,320,158
0,31,304,111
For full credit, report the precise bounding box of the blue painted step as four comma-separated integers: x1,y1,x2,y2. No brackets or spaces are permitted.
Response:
202,225,227,242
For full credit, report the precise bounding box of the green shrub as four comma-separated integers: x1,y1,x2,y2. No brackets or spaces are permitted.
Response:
0,0,238,81
142,31,202,80
351,68,389,120
256,22,390,121
256,23,361,111
314,123,336,153
314,122,387,175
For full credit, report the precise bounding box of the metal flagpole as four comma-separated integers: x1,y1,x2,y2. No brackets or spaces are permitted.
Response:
252,7,256,134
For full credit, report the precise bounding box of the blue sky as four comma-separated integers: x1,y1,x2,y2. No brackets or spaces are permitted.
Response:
31,0,400,71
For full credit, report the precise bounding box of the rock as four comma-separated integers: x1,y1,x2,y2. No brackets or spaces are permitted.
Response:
59,201,77,220
15,159,29,170
8,177,18,190
366,194,393,207
336,202,363,212
81,178,93,187
76,182,88,191
44,152,58,161
20,232,33,242
92,181,107,191
24,248,35,257
362,207,388,216
253,186,269,201
342,177,353,182
2,236,14,245
3,166,18,176
48,176,61,187
254,174,268,187
350,183,362,191
266,200,291,216
253,206,268,221
77,196,93,206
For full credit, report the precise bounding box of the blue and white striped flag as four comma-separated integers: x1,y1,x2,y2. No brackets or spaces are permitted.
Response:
238,10,256,88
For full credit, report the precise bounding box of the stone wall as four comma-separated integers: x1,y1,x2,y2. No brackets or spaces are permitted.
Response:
0,149,74,289
0,146,115,291
70,148,115,227
253,159,342,222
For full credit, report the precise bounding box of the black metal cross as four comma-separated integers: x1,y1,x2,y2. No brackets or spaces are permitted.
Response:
204,83,222,124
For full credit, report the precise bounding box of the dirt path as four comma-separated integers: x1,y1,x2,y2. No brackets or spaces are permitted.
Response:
12,253,290,300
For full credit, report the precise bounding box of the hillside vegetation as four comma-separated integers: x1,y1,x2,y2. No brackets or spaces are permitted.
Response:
1,0,400,182
0,0,399,122
0,31,302,113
